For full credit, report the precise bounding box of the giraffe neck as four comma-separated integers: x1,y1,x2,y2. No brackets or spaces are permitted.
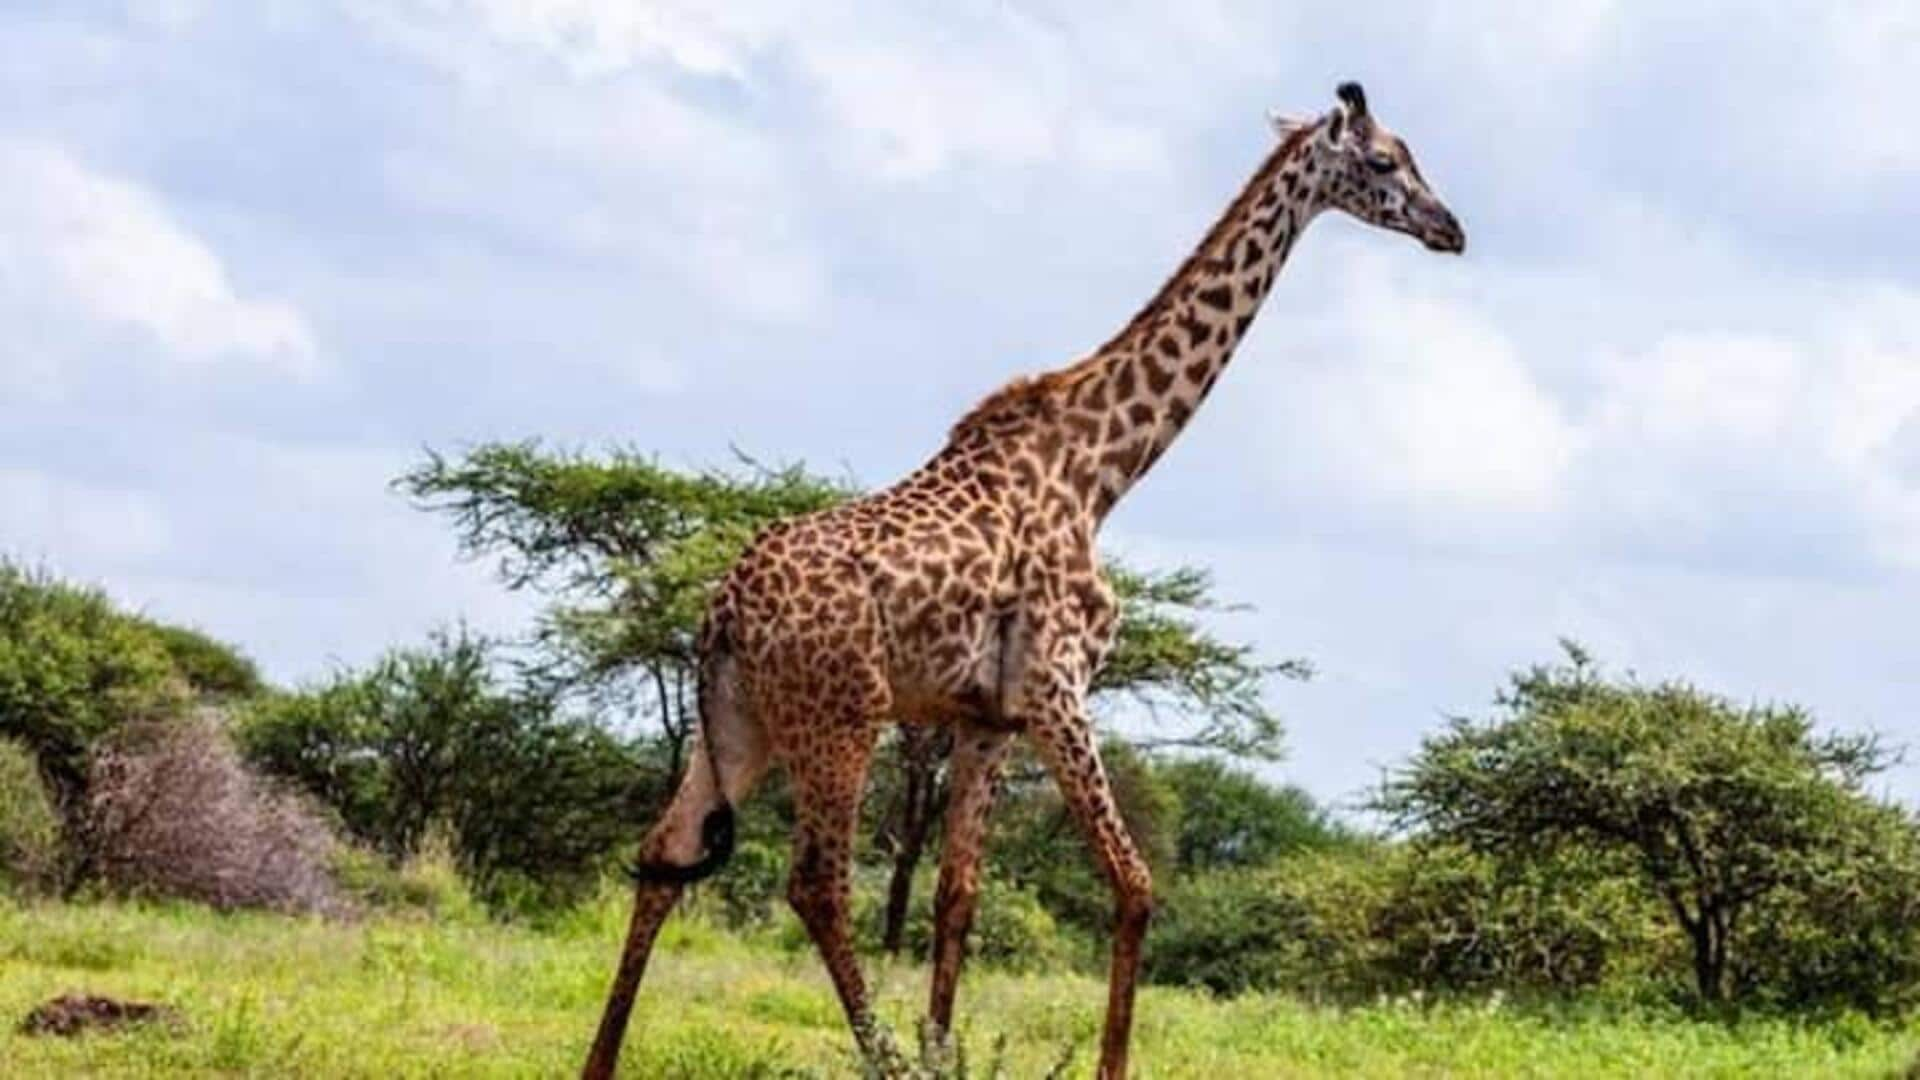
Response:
1066,125,1327,519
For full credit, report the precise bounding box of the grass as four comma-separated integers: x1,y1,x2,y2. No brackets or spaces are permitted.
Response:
1,894,1916,1077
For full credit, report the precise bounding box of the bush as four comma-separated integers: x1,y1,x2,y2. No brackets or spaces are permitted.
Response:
0,737,61,895
0,562,185,885
87,714,340,914
1369,845,1670,997
1733,800,1920,1016
330,830,485,923
858,871,1084,974
1378,645,1902,1006
705,838,787,929
1158,756,1355,873
1146,844,1670,1001
1147,865,1349,997
241,627,650,914
135,621,263,701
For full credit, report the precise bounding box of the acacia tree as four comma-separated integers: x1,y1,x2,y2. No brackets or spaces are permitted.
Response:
399,441,1310,946
1378,644,1900,1005
397,442,848,774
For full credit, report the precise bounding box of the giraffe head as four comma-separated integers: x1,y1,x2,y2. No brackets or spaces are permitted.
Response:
1271,82,1465,254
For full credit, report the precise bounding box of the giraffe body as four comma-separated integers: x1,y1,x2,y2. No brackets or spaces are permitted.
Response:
584,82,1463,1079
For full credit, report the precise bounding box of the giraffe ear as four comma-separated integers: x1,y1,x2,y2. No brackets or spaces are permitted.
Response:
1336,81,1369,117
1266,110,1311,142
1324,81,1370,146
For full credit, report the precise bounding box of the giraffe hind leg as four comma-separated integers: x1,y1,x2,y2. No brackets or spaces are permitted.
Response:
926,724,1015,1052
582,661,769,1079
779,713,915,1072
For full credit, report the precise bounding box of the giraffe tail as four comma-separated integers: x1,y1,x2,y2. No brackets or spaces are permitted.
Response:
627,610,739,885
625,805,734,884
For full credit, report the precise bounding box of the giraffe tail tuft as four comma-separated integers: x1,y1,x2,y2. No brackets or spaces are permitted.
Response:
625,804,736,885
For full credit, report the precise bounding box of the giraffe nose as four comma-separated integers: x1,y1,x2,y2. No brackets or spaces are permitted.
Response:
1423,208,1465,254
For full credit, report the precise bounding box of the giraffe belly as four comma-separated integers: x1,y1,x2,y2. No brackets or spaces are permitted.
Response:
886,608,1032,732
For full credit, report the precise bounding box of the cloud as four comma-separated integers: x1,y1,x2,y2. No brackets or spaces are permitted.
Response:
1571,286,1920,572
0,139,319,387
351,0,1172,182
1252,248,1576,526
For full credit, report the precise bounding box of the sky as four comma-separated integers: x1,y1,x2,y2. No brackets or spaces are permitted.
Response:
4,1,1917,813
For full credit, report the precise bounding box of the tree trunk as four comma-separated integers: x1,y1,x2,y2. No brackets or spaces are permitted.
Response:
879,728,949,956
881,824,927,955
1689,910,1728,1005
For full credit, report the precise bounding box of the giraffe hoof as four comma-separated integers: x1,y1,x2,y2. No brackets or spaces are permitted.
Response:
917,1018,957,1073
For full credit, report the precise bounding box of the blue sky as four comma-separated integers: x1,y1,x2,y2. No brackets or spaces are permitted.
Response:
4,2,1917,811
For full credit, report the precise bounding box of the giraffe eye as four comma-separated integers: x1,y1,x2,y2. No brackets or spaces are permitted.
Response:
1366,153,1397,175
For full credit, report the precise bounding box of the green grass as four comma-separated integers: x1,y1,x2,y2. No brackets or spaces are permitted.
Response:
1,894,1915,1077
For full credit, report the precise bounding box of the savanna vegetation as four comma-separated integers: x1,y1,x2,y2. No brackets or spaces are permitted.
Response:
3,443,1918,1076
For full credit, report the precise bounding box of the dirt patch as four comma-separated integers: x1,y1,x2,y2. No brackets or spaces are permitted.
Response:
18,994,182,1038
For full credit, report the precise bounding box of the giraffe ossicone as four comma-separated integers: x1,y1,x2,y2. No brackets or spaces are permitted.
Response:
582,81,1464,1080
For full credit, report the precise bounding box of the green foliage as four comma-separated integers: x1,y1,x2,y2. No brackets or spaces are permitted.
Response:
1378,643,1913,1009
1366,845,1670,997
1147,843,1673,1001
989,740,1179,933
1733,799,1920,1016
1157,756,1353,872
0,738,61,896
0,562,186,886
133,621,263,701
857,870,1086,974
1147,864,1350,997
397,443,848,760
704,838,789,929
240,627,649,913
330,832,486,923
1097,563,1308,760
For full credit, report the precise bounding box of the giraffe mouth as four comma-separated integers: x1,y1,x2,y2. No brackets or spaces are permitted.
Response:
1417,208,1466,253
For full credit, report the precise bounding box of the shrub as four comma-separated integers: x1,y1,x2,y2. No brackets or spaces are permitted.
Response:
1369,845,1670,996
331,830,484,923
1378,645,1901,1006
134,621,263,701
1732,800,1920,1016
1145,844,1670,1001
0,737,61,895
860,871,1083,974
0,562,185,885
241,627,650,914
87,713,340,914
1157,756,1355,872
1147,866,1343,996
706,838,788,929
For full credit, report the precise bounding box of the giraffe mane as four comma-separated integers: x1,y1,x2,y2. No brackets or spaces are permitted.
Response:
946,369,1078,441
945,118,1320,445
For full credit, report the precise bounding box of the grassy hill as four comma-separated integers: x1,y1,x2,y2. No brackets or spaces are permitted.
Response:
2,896,1915,1078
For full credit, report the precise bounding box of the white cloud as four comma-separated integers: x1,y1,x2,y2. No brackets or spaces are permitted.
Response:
1567,285,1920,569
1248,246,1576,525
0,140,318,382
352,0,1170,182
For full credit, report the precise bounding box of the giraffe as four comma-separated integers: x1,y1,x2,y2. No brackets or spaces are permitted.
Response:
582,82,1463,1079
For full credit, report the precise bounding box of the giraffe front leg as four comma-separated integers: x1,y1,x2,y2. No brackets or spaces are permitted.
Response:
1025,689,1153,1080
923,724,1015,1065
